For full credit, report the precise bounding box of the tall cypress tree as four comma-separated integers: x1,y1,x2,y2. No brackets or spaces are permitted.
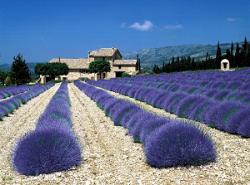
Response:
242,37,249,66
230,42,234,55
226,49,231,60
230,42,235,67
235,43,241,67
215,42,222,68
205,52,209,61
243,37,248,52
153,65,161,74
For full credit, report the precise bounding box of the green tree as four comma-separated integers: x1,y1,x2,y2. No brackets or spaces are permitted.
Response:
242,37,250,67
225,49,231,60
0,70,8,85
243,37,248,53
153,64,161,74
35,63,69,79
121,72,131,78
11,54,31,85
88,60,111,79
136,55,141,72
230,42,235,67
230,42,234,55
216,42,222,68
235,43,241,67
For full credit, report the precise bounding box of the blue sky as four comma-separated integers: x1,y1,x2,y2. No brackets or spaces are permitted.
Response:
0,0,250,64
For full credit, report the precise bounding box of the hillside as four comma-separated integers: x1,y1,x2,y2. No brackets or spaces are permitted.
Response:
124,43,233,68
0,43,236,72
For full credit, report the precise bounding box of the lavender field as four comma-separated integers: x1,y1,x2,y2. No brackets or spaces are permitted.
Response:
0,70,249,184
89,68,250,137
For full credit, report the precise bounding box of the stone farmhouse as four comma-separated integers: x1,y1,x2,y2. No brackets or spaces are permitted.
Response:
49,48,140,80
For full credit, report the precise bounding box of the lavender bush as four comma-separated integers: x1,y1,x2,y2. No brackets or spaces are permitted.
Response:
13,82,81,176
0,83,54,120
87,69,250,137
237,117,250,137
74,81,216,168
0,85,30,100
144,123,216,168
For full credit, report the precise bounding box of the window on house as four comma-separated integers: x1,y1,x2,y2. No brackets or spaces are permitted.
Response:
119,65,121,69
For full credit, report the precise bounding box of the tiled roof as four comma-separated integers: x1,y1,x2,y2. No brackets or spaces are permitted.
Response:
89,48,118,57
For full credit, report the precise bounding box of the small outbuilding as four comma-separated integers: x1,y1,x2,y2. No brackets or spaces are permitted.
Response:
221,59,230,71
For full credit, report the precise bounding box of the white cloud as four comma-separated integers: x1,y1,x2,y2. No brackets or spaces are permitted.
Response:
129,20,153,31
227,17,237,22
164,24,184,30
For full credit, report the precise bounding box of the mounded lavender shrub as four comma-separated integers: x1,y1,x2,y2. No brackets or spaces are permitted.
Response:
189,100,217,122
97,96,114,109
127,88,138,97
153,93,169,108
95,94,110,105
13,82,81,176
237,117,250,137
205,102,244,130
149,92,166,107
13,129,81,176
126,111,153,132
111,103,140,126
164,93,187,113
226,81,242,90
76,81,217,167
102,98,117,113
0,102,13,115
120,110,142,128
0,107,7,119
128,113,158,142
36,117,71,131
119,106,142,127
227,91,250,105
139,118,168,143
105,100,125,117
225,107,250,134
0,85,30,100
144,122,216,168
213,90,230,101
176,96,206,118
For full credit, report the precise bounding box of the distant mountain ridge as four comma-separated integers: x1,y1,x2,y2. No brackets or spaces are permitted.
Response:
0,42,238,72
124,43,235,68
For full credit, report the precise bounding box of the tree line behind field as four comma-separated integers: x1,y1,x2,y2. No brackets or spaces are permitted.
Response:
0,54,69,86
0,54,31,86
153,37,250,73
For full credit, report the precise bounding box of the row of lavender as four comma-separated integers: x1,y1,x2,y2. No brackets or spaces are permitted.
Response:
13,82,81,176
115,69,250,91
96,71,250,105
0,83,54,120
75,81,216,168
88,79,250,138
90,79,250,106
0,85,31,100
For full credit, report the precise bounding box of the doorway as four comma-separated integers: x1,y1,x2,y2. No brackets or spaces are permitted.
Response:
115,71,123,77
